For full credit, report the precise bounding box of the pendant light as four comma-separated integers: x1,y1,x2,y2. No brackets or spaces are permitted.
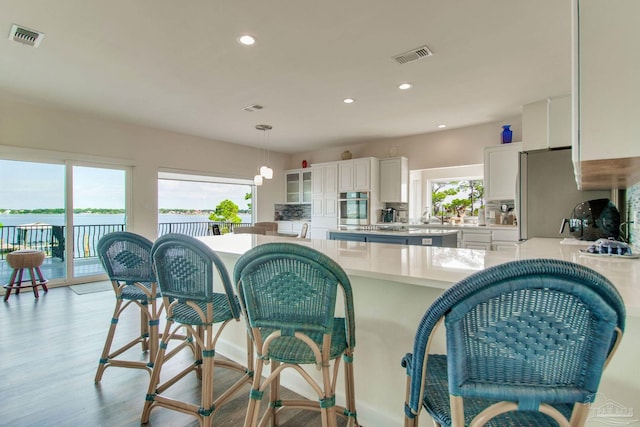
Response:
256,124,273,180
253,126,265,186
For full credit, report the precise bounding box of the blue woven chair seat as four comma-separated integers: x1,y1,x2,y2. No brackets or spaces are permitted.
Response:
422,354,574,427
168,293,237,325
258,319,348,364
120,281,156,301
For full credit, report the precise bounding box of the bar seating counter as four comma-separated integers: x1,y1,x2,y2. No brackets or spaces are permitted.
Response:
197,234,640,427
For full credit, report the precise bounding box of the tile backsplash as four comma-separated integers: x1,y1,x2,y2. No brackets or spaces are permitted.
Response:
627,182,640,246
274,204,311,221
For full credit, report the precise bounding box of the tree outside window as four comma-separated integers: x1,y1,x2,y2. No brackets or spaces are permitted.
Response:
430,179,484,222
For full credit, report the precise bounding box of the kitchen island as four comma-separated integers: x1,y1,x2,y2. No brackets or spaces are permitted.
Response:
198,234,640,427
328,227,458,247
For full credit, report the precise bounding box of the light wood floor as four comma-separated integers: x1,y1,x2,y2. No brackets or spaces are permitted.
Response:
0,286,347,426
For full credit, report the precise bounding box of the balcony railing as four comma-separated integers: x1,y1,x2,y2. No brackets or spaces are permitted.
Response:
0,221,250,260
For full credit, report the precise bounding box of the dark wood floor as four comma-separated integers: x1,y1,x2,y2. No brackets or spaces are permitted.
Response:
0,286,347,426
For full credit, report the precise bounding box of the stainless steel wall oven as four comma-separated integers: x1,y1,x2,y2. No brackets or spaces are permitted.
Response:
339,192,370,225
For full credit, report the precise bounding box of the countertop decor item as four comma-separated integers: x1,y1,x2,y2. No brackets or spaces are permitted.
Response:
341,150,352,160
501,124,513,144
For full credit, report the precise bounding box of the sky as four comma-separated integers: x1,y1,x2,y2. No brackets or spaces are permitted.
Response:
0,160,251,211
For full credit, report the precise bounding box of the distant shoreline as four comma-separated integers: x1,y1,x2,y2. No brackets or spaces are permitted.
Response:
1,209,249,215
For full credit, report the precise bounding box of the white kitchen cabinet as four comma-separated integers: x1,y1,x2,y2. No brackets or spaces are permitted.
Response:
483,142,522,201
575,0,640,163
338,158,377,192
379,157,408,203
278,220,307,236
277,221,293,234
310,162,339,239
311,163,337,196
284,168,312,204
461,229,492,250
522,96,571,151
572,0,640,189
491,228,519,251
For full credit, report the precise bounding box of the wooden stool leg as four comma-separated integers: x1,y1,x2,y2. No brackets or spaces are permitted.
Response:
4,269,19,302
35,267,48,292
15,269,24,295
29,268,40,298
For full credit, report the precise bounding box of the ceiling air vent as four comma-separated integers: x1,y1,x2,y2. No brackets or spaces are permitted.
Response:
9,24,45,48
393,45,433,65
242,104,264,112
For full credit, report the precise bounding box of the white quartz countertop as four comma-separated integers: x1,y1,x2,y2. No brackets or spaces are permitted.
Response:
330,228,459,236
373,222,518,231
197,235,640,317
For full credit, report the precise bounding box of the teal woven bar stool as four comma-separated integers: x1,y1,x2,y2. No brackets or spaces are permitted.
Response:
142,234,253,427
94,232,161,382
234,242,359,427
402,259,626,427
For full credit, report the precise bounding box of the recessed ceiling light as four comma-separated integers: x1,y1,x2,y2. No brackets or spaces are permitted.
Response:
343,98,355,104
238,35,256,46
437,124,447,128
398,83,413,90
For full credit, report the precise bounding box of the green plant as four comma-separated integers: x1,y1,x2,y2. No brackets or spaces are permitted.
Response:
208,199,242,223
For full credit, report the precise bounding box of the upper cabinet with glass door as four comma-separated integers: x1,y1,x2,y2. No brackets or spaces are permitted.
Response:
284,168,312,204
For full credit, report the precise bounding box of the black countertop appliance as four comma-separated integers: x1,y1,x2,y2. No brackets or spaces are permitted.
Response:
381,208,397,223
559,198,621,241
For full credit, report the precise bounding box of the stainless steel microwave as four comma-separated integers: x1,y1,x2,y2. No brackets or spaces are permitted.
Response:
338,192,370,225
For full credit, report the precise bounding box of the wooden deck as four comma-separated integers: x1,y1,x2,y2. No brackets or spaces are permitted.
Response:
0,286,347,426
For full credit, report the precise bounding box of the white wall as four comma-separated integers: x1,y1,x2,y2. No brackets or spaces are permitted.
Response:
287,117,522,171
0,95,286,241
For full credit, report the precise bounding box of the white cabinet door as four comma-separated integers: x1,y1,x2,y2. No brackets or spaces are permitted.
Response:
462,242,492,250
284,169,301,203
462,229,491,250
577,0,640,162
277,221,293,233
284,169,313,203
484,143,521,201
379,157,408,202
523,96,571,152
310,162,338,239
353,158,370,191
324,163,338,195
324,197,338,216
548,95,571,149
312,163,337,196
301,170,312,203
339,162,354,191
312,166,324,195
522,100,547,151
338,158,371,192
312,197,324,216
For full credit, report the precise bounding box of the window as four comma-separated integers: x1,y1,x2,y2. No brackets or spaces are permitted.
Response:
428,179,484,222
158,171,254,235
409,164,484,224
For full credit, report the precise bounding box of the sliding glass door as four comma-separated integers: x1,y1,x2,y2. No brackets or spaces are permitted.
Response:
71,165,128,280
0,158,130,285
0,159,66,284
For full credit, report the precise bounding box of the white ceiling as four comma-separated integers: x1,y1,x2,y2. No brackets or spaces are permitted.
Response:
0,0,572,153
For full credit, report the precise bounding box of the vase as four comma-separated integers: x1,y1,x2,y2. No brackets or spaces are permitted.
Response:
341,150,352,160
501,125,513,144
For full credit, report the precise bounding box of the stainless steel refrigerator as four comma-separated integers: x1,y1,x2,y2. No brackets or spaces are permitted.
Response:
518,148,611,240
